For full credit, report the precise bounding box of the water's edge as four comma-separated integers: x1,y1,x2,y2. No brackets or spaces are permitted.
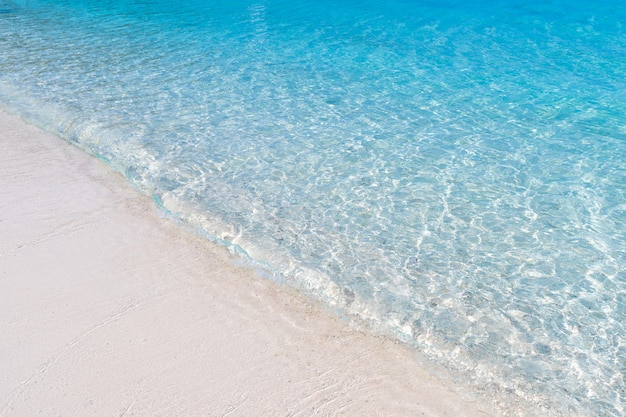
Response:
0,102,563,417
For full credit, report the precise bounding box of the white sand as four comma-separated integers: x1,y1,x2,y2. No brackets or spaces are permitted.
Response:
0,109,490,416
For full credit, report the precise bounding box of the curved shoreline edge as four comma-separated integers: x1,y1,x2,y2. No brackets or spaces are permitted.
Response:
0,109,491,416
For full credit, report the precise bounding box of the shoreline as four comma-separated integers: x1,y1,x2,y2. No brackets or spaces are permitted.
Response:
0,108,490,416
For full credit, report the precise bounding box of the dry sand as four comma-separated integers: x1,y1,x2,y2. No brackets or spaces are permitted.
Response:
0,109,490,416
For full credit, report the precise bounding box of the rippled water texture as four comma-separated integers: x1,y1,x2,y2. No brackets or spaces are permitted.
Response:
1,0,625,415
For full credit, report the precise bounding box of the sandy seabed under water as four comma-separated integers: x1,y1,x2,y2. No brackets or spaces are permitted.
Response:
0,108,492,416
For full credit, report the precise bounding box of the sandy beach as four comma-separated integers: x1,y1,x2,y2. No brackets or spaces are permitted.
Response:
0,109,489,416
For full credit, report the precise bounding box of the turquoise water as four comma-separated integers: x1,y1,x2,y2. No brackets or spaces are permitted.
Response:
1,0,625,415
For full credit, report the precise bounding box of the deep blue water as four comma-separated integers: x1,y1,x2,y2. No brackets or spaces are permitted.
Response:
1,1,625,415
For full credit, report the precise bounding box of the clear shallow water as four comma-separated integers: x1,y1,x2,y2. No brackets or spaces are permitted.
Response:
1,0,625,415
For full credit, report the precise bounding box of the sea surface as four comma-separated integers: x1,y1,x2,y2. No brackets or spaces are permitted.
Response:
1,0,625,415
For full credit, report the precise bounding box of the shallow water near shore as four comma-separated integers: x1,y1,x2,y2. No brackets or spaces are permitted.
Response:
1,0,625,415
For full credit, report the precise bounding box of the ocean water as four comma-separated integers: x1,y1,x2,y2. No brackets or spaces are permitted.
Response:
1,0,625,415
